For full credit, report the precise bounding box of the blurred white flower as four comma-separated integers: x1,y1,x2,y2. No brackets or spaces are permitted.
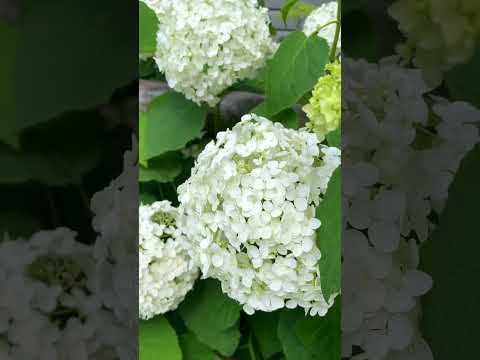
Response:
90,138,139,360
389,0,480,85
342,229,391,333
91,139,138,325
139,201,198,320
0,228,120,360
341,57,479,359
178,114,340,315
144,0,276,106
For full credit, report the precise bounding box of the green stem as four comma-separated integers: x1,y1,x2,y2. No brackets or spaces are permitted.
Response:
415,123,436,137
45,188,60,227
329,0,342,61
170,181,177,195
158,184,165,200
77,183,91,215
316,20,340,33
248,334,257,360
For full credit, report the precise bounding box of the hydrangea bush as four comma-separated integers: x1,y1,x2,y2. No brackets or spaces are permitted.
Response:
139,0,342,359
342,2,480,360
0,1,477,359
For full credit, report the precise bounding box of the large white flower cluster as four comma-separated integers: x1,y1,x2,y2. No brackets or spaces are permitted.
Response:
91,139,138,326
90,139,138,360
144,0,276,106
139,201,198,320
0,228,121,360
342,57,479,359
389,0,480,85
178,114,340,315
303,1,340,51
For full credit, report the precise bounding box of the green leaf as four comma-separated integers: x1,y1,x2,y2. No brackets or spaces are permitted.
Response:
179,280,241,356
140,58,158,79
269,23,278,37
281,0,300,25
142,92,207,161
265,32,329,116
252,102,299,129
288,2,317,19
15,0,137,131
139,1,158,58
140,316,182,360
140,181,161,203
140,192,157,205
0,210,42,238
446,46,480,108
180,333,221,360
342,9,378,62
139,111,148,167
139,152,182,183
0,21,19,148
420,144,480,359
251,101,270,117
0,114,103,186
326,127,341,148
316,168,341,301
234,65,268,93
277,301,340,360
247,312,282,359
273,108,300,130
344,0,362,14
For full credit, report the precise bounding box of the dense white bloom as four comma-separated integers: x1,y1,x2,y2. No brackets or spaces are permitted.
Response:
389,0,480,85
178,114,340,315
303,1,341,51
91,139,137,324
91,139,138,360
0,228,120,360
144,0,276,106
341,57,479,359
139,201,198,320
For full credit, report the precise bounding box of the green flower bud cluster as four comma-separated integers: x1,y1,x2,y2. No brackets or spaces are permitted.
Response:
151,210,176,228
27,254,86,292
304,61,341,141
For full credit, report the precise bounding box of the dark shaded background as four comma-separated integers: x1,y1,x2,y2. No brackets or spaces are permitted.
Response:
0,0,138,358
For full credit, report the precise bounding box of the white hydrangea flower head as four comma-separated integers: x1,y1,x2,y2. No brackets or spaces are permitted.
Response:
91,139,138,324
389,0,480,85
91,139,139,360
0,228,120,360
341,56,479,359
178,114,340,315
343,57,479,235
303,1,341,51
144,0,277,106
139,201,198,320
